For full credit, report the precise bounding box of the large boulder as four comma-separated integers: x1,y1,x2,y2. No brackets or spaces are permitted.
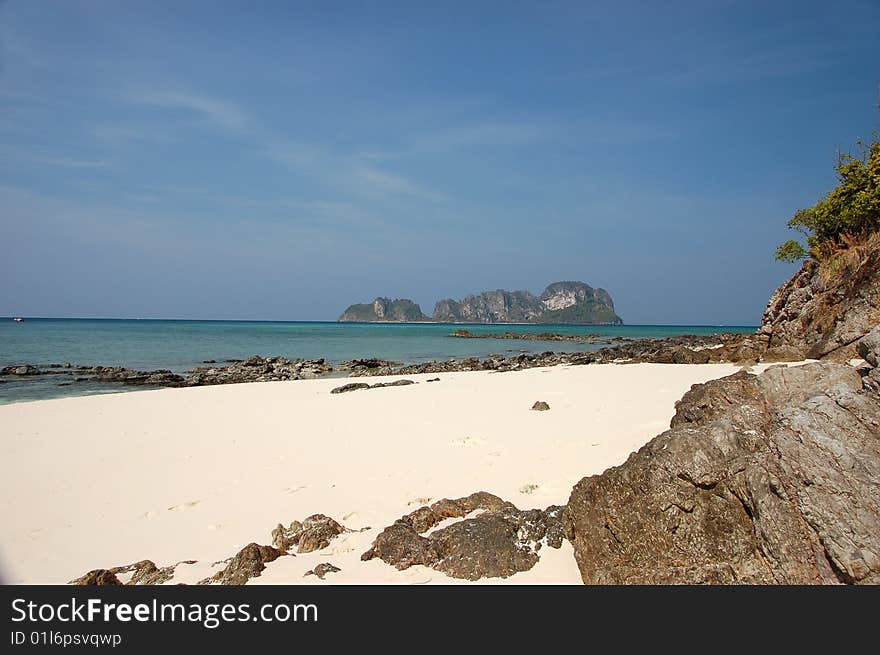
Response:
361,492,565,581
563,362,880,584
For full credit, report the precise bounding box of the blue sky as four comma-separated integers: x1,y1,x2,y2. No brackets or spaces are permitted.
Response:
1,0,878,324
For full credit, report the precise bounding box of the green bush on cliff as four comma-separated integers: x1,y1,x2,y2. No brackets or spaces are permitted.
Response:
776,130,880,261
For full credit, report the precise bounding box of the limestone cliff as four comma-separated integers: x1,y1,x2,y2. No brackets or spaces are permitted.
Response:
338,298,429,322
432,281,622,324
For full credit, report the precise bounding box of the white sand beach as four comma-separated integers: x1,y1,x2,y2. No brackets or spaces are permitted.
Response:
0,362,797,585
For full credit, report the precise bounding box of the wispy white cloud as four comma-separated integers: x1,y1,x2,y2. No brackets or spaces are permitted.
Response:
123,89,249,131
352,165,444,202
263,140,446,203
91,124,169,144
1,145,110,169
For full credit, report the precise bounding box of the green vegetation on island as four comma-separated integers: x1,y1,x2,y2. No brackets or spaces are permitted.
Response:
338,298,430,322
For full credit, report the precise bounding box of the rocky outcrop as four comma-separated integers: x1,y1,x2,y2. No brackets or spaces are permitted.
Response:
758,244,880,361
1,356,334,389
185,356,332,385
563,361,880,584
70,569,123,586
70,559,196,585
271,514,347,553
433,281,622,324
202,543,286,585
361,492,565,580
1,364,41,376
338,298,429,322
338,358,401,376
346,333,779,378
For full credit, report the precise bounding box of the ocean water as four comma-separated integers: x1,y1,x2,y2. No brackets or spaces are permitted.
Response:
0,318,756,404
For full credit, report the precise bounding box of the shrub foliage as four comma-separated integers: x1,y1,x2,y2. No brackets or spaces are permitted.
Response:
776,129,880,262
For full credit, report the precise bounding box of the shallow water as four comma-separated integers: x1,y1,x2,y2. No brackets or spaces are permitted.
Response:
0,318,756,403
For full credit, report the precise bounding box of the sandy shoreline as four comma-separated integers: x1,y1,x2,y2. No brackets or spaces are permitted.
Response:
0,362,797,585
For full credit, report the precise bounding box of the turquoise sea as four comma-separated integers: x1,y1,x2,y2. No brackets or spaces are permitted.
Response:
0,319,757,404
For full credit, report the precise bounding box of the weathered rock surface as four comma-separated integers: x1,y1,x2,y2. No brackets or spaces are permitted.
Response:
186,356,332,385
361,492,565,580
858,326,880,368
272,514,346,553
340,358,402,377
202,543,286,585
68,559,198,586
70,569,123,585
563,361,880,584
531,401,550,411
759,246,880,360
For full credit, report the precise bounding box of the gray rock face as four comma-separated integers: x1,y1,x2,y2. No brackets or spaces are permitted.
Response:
361,492,565,580
858,326,880,368
563,362,880,584
758,247,880,360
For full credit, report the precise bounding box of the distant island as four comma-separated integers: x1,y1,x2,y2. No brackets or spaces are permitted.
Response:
338,298,430,322
338,281,623,324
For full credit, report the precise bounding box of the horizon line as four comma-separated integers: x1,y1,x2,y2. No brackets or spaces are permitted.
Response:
2,316,759,328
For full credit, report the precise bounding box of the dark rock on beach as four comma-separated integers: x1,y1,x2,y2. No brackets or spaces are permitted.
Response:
340,358,402,377
331,382,371,394
186,356,332,385
202,543,286,585
361,492,565,580
85,367,186,386
70,569,123,586
531,401,550,411
272,514,347,554
330,379,416,394
304,563,341,579
69,558,200,586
